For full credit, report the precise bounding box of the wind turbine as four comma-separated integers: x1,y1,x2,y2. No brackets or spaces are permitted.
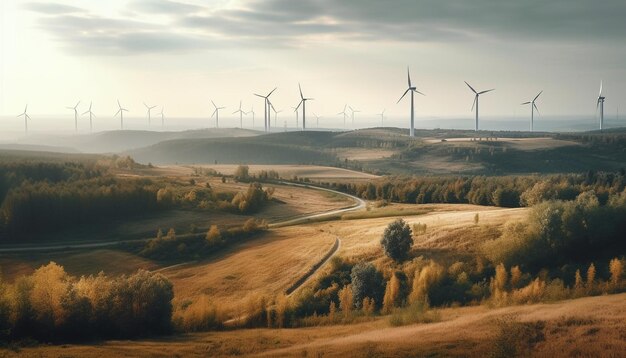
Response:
597,81,606,131
338,104,348,127
66,101,80,132
144,102,157,127
269,101,282,127
313,113,321,128
349,106,360,126
82,101,96,132
254,87,277,132
233,100,246,128
248,107,255,128
378,109,386,126
295,83,313,130
521,91,542,132
17,105,31,134
115,100,129,130
211,100,225,128
158,106,165,127
465,81,494,132
292,106,299,128
397,68,425,137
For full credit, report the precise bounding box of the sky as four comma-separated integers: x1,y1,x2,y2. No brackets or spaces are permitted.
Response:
1,0,626,133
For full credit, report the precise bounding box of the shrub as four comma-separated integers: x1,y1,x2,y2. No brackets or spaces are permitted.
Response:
380,219,413,262
350,263,385,309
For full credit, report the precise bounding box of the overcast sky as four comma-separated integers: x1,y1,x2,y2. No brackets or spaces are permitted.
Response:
1,0,625,129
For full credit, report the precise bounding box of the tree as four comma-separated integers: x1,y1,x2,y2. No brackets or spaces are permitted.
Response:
234,165,250,181
382,273,401,314
350,263,385,309
380,219,413,262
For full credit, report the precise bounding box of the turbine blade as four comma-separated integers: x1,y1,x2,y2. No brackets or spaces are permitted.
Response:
471,96,477,112
117,100,121,108
82,110,90,115
521,102,531,105
299,83,304,100
533,90,543,102
599,81,603,97
75,101,80,109
465,81,477,94
295,100,303,111
254,93,264,98
533,103,540,115
478,89,495,95
407,67,412,88
414,89,426,96
211,100,217,108
267,87,277,97
115,109,121,116
397,89,410,104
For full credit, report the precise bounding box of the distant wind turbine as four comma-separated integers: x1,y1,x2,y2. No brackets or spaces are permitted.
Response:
158,106,165,127
292,106,299,128
82,101,96,132
17,105,31,134
233,101,246,128
378,109,386,126
465,81,494,132
254,87,277,132
397,68,425,137
269,101,282,127
211,100,225,128
597,81,606,131
295,83,313,130
248,107,255,128
66,101,80,132
144,102,157,127
115,100,129,130
349,106,360,126
337,104,348,127
521,91,542,132
313,113,321,128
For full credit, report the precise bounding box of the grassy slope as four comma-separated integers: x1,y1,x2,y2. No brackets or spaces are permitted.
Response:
10,293,626,357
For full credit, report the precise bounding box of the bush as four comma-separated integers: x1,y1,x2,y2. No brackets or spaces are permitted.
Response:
350,263,385,309
380,219,413,262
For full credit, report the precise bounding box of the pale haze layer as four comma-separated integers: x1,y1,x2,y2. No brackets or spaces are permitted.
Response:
1,0,625,134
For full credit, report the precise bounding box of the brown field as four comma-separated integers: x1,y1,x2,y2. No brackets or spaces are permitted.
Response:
8,293,625,357
424,137,581,151
189,164,380,182
332,147,398,161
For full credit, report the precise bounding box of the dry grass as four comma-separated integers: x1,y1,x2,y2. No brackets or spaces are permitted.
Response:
423,137,581,151
8,293,626,357
188,164,379,182
162,225,338,316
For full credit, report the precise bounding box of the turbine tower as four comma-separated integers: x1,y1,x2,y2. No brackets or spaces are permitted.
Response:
465,81,494,132
397,68,424,137
233,101,246,128
115,100,129,130
313,113,321,128
17,105,31,134
158,106,165,127
66,101,80,132
597,81,606,131
349,106,360,126
211,100,225,128
295,83,313,130
378,109,386,126
521,91,542,132
144,102,156,127
337,105,348,127
254,88,277,132
82,101,96,132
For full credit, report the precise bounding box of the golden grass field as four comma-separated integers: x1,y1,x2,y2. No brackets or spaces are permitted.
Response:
423,136,581,151
7,293,625,357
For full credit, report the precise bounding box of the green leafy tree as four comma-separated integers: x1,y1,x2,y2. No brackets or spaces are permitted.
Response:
380,219,413,262
350,263,385,309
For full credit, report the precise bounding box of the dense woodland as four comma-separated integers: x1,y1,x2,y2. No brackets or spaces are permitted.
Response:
320,170,626,208
0,160,273,241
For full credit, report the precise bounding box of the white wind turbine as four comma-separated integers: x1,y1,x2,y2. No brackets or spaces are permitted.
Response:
521,91,542,132
211,100,225,128
397,68,425,137
597,81,606,131
233,100,246,128
158,106,165,127
313,113,321,128
144,102,157,127
82,101,96,132
17,105,31,134
66,101,81,132
295,83,313,130
292,106,299,128
337,104,348,127
465,81,494,132
115,100,129,130
349,106,360,126
378,109,386,126
269,100,282,127
248,107,255,128
254,87,277,132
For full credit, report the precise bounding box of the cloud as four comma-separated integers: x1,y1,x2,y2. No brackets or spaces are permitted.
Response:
23,0,626,55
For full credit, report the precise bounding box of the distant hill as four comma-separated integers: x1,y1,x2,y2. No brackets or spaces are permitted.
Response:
13,128,261,154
